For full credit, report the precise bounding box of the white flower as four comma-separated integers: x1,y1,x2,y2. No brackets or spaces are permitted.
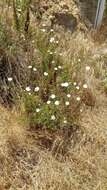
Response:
61,82,69,87
36,108,40,113
8,77,13,82
56,40,59,44
52,60,55,64
76,86,80,90
50,94,56,99
73,82,77,86
17,8,21,13
64,120,67,124
49,52,53,55
58,65,62,69
28,65,32,69
44,72,48,76
50,29,54,32
47,100,51,105
26,86,31,92
34,87,40,92
76,97,81,101
61,83,64,87
83,84,88,89
42,23,46,27
33,68,37,72
54,67,58,71
41,28,46,32
50,37,55,43
86,66,90,71
67,94,71,98
78,59,81,62
65,101,70,106
54,100,60,106
51,115,56,120
28,92,31,95
59,53,62,56
49,15,53,19
80,109,83,112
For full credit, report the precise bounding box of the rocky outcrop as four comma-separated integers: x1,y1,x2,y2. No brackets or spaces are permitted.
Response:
31,0,83,31
53,12,77,31
31,0,99,30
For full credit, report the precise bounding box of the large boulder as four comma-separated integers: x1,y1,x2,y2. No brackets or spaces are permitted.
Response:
53,12,77,31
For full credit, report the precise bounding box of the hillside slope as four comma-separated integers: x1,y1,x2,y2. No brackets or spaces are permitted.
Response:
0,1,107,190
0,80,107,190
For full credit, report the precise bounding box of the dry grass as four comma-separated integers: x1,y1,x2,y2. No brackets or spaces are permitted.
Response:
0,21,107,190
0,85,107,190
0,1,107,189
0,37,107,190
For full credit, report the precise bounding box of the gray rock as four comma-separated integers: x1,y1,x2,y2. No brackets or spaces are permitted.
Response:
54,12,77,31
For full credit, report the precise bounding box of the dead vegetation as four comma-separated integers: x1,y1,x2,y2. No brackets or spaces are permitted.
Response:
0,0,107,190
0,87,107,190
0,47,28,106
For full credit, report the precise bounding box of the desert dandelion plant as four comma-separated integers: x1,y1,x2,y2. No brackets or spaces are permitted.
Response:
23,29,91,129
8,77,13,82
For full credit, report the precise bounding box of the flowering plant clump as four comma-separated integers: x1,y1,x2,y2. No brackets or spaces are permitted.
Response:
23,28,90,129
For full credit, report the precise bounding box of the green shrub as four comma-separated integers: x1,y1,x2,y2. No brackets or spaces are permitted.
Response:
22,29,83,129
